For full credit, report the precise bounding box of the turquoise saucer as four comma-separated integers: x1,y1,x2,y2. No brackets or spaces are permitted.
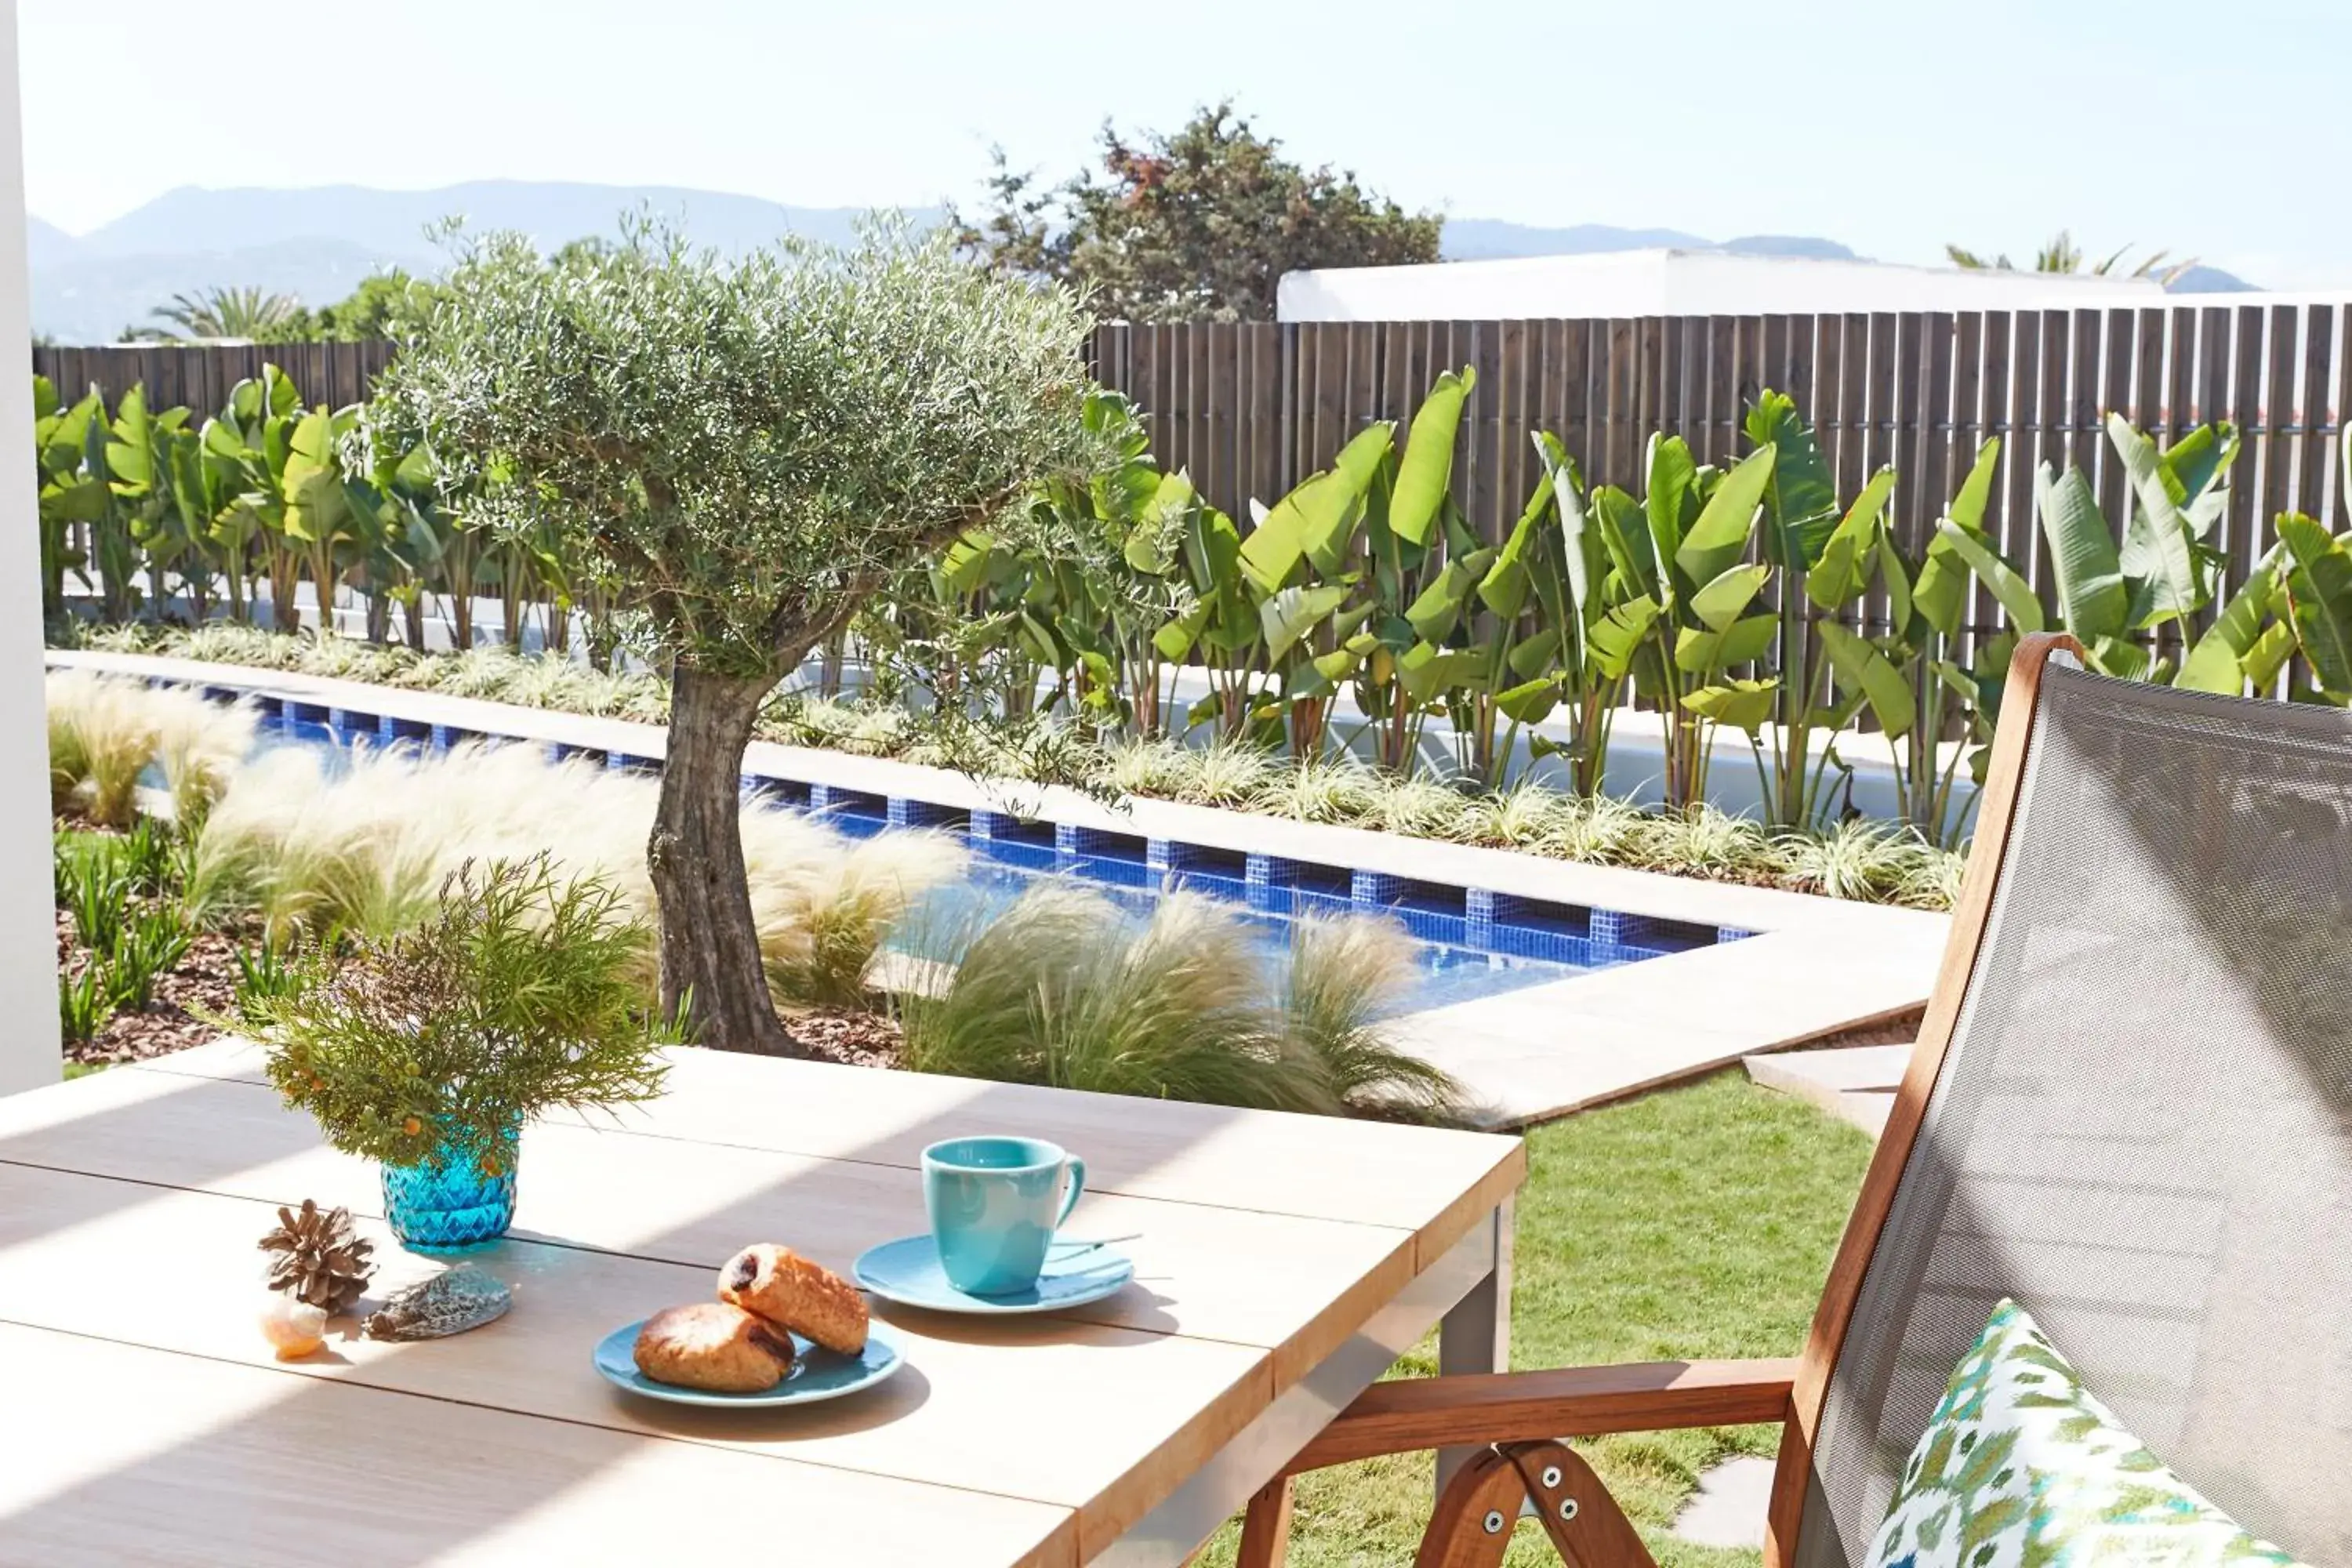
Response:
593,1317,903,1408
853,1234,1135,1315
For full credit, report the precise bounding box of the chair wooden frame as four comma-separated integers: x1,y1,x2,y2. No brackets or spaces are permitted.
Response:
1237,633,2085,1568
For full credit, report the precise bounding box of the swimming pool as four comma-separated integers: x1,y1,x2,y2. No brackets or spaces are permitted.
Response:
226,688,1724,1013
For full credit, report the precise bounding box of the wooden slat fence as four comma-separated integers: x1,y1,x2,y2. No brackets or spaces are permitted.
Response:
1092,307,2352,644
32,310,2352,646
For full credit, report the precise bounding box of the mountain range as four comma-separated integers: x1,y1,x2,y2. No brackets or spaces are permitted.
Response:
27,180,2254,344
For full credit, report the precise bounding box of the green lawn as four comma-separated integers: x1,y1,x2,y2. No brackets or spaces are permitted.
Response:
1193,1070,1875,1567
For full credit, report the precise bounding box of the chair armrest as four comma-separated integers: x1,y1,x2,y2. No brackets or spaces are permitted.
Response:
1284,1357,1798,1472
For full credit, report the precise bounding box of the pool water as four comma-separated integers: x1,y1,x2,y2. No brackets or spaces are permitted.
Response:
236,699,1713,1014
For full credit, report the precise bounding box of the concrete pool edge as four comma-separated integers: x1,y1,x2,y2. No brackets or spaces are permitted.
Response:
51,648,1951,1127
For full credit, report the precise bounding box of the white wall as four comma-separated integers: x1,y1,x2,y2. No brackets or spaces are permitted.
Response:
0,0,59,1094
1278,248,2164,323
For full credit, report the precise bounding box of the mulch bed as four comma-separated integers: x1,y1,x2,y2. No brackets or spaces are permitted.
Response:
776,1006,904,1069
58,909,248,1069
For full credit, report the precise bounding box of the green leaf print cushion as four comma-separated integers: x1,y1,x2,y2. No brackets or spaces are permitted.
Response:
1864,1298,2311,1568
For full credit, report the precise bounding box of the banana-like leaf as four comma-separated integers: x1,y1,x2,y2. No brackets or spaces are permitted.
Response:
2107,415,2204,626
1673,445,1775,588
1534,432,1591,612
938,529,999,595
1675,612,1777,675
1403,546,1497,643
2176,547,2282,695
1398,641,1481,704
1744,391,1839,568
1804,467,1895,609
1259,582,1352,662
1479,476,1551,619
1588,593,1661,680
2278,513,2352,693
1947,437,2002,533
1681,677,1778,733
1816,620,1916,738
1644,434,1699,570
1590,485,1657,601
1389,368,1473,547
1152,601,1211,662
1878,533,1917,639
280,408,353,544
1243,424,1391,589
2034,462,2127,638
2161,421,2239,540
1508,628,1563,679
1494,674,1561,725
104,387,154,492
1938,516,2047,633
1125,470,1196,574
1690,561,1771,632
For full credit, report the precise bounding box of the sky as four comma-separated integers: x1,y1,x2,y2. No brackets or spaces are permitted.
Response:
21,0,2352,288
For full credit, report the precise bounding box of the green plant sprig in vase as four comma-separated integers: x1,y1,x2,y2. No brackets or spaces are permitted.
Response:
245,855,683,1252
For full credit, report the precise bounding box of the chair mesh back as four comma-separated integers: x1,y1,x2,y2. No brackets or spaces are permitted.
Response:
1794,665,2352,1568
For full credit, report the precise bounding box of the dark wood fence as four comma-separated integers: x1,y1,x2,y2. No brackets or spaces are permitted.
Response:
1089,307,2352,639
34,341,396,419
35,310,2352,637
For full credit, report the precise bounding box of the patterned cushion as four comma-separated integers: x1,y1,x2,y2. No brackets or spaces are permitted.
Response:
1864,1298,2310,1568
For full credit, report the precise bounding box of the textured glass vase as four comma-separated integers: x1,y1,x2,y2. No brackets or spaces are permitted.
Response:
381,1123,519,1254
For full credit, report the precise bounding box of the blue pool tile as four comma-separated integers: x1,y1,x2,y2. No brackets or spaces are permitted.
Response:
887,797,955,829
607,751,659,775
378,714,430,743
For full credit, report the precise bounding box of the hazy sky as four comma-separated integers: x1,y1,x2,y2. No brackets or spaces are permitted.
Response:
21,0,2352,287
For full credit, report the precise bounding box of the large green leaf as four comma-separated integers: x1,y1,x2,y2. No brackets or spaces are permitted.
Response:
1937,516,2045,634
1389,368,1472,547
1672,445,1775,588
1681,677,1777,733
2034,463,2126,638
1479,477,1551,619
1403,546,1497,642
1124,470,1196,574
1534,432,1591,612
1152,601,1211,662
1675,612,1777,675
2279,513,2352,694
2177,548,2282,695
1690,562,1771,632
1816,620,1916,738
1744,391,1839,568
1494,674,1562,725
1590,485,1658,601
1804,467,1895,609
938,529,1000,595
1947,437,2002,533
1397,641,1480,704
1259,582,1352,662
1643,434,1699,570
2107,415,2203,626
1588,593,1661,679
1243,423,1391,588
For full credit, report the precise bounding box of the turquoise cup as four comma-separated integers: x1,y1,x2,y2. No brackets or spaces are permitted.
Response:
922,1135,1087,1296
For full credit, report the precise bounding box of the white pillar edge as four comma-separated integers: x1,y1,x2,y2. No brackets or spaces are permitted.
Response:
0,0,59,1095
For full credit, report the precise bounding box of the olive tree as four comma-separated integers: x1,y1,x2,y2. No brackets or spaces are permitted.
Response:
367,223,1097,1054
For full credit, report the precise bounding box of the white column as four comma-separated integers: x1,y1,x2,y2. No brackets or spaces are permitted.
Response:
0,0,56,1095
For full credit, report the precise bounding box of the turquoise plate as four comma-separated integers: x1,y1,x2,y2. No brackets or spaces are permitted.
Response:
853,1234,1135,1316
593,1316,904,1408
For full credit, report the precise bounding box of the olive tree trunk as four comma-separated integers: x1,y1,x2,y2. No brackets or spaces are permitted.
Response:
648,664,798,1055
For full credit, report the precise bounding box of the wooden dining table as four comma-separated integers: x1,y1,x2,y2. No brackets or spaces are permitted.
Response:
0,1039,1524,1566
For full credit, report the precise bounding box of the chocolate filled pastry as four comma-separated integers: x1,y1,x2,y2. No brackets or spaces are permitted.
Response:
719,1243,869,1356
632,1302,796,1392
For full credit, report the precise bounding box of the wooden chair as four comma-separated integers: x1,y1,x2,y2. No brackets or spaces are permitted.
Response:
1240,632,2352,1568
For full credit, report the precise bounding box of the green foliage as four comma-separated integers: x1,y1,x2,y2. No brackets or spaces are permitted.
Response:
896,884,1462,1120
367,218,1098,681
955,101,1441,323
140,285,307,343
59,962,114,1044
245,856,678,1175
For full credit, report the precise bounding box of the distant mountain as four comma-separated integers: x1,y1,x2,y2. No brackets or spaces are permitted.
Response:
1719,234,1859,260
1441,220,1713,261
2165,263,2255,293
30,181,946,343
26,183,2269,342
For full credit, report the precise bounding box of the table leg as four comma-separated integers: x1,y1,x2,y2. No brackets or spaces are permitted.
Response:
1435,1196,1512,1495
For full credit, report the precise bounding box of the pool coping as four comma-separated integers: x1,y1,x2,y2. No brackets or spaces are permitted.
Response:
50,648,1949,1128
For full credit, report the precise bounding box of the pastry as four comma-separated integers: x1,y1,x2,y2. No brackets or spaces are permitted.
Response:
718,1243,869,1356
632,1302,796,1392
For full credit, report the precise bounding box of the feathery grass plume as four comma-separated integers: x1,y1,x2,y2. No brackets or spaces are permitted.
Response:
1895,842,1966,909
1185,739,1277,807
1264,756,1383,824
78,622,158,655
1778,818,1918,902
1632,804,1784,883
898,884,1326,1109
46,670,252,828
1546,792,1647,865
844,706,916,757
1454,779,1573,848
187,736,962,1003
1284,913,1462,1122
1100,736,1200,798
1372,773,1479,840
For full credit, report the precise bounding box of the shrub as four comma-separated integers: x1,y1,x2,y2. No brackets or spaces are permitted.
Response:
897,884,1460,1120
246,855,676,1175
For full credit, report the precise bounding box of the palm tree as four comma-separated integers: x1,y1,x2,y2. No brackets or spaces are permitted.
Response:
145,285,309,341
1945,230,2196,286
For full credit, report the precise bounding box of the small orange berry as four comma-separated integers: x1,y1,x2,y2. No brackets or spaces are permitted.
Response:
401,1116,423,1137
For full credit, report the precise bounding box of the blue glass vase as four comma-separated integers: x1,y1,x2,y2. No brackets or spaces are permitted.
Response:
381,1122,519,1254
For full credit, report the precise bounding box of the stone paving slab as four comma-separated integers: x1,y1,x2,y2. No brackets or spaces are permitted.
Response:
1744,1045,1915,1138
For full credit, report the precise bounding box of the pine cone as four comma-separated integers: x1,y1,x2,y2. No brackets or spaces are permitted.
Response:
258,1199,376,1315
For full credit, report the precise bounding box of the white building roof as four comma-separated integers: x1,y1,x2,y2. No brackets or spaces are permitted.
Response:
1276,248,2166,322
